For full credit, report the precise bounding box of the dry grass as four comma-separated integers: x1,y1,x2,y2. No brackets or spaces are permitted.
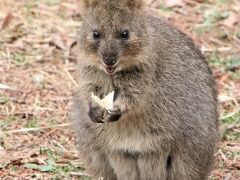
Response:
0,0,239,179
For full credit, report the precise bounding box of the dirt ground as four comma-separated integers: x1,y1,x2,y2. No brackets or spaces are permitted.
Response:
0,0,240,179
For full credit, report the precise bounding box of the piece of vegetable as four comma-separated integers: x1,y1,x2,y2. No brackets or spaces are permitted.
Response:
91,91,114,110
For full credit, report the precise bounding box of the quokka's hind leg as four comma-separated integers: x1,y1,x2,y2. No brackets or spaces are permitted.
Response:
108,152,139,180
80,151,117,180
166,153,211,180
137,153,168,180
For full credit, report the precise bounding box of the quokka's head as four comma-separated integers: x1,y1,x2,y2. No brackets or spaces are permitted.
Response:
77,0,147,75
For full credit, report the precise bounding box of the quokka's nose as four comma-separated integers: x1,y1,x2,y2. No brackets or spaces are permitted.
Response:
103,57,117,66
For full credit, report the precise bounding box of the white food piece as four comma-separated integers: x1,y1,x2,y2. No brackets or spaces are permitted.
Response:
91,91,114,110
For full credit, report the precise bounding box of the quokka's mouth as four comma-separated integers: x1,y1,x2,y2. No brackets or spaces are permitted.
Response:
106,66,116,74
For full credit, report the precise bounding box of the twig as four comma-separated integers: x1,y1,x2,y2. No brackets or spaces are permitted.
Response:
52,139,68,152
63,68,78,87
227,118,240,130
221,108,240,120
4,123,70,134
0,83,16,90
224,173,232,180
219,118,240,140
70,172,92,177
219,149,228,163
201,46,232,53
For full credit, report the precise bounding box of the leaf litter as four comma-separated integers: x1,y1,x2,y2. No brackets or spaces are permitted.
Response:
0,0,240,179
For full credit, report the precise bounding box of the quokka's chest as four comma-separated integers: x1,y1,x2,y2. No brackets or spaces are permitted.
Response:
102,121,162,154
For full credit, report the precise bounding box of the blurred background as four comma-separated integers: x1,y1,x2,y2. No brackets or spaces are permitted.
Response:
0,0,239,179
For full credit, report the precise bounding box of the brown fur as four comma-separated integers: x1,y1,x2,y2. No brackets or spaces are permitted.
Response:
71,0,219,179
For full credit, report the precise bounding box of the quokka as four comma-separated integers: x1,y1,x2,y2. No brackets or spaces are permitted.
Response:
71,0,219,179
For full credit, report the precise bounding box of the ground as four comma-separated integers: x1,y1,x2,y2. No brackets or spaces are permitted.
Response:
0,0,239,179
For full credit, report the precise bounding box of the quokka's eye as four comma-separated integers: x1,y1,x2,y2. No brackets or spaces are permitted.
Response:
93,30,101,39
121,30,129,39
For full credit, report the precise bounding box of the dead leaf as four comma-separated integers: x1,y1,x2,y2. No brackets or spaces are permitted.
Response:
195,0,204,2
0,129,11,150
223,173,232,180
6,39,24,50
222,13,238,28
21,157,46,165
164,0,184,8
50,34,66,50
0,83,16,90
1,12,13,30
63,151,79,160
218,95,233,103
0,149,11,167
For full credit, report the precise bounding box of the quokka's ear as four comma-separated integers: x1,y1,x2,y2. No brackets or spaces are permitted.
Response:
125,0,143,9
76,0,144,15
76,0,98,15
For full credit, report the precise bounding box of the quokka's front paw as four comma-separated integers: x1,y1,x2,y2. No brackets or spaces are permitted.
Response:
88,103,105,123
89,100,123,123
106,106,122,122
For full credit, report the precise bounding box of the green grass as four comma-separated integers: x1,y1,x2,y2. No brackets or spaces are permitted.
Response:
236,32,240,39
25,117,39,128
221,108,240,124
208,52,240,72
0,116,17,129
225,131,240,141
12,52,27,65
0,96,9,105
32,74,47,89
208,52,225,67
24,148,86,179
193,8,229,35
225,56,240,72
214,0,233,4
